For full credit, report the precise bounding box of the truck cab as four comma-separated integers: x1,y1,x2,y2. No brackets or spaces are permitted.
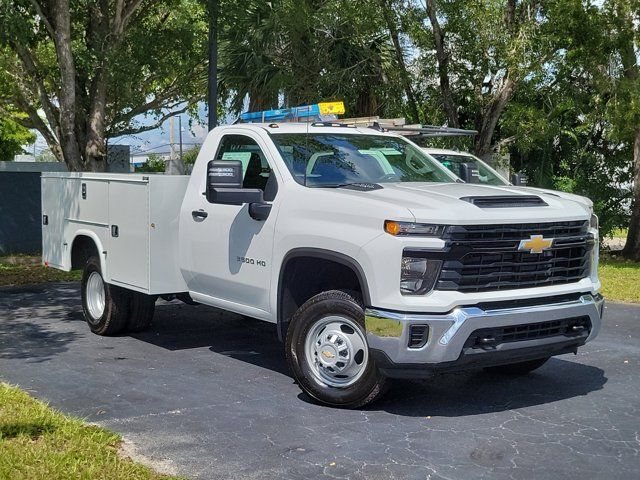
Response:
42,112,604,408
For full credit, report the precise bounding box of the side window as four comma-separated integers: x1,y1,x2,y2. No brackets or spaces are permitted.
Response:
215,135,277,200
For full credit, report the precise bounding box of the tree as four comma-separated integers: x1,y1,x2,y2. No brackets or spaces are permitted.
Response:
403,0,547,157
0,115,35,160
135,153,165,173
0,0,207,171
218,0,403,119
605,0,640,260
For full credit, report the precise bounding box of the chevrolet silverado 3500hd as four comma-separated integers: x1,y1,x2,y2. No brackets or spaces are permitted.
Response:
42,121,604,408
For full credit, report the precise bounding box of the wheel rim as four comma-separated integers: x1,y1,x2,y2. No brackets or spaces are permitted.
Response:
86,271,106,322
304,316,369,388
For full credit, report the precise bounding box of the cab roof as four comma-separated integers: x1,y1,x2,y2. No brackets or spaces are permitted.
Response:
218,122,399,137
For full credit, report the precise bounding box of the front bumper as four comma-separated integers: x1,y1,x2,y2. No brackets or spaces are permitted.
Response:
365,293,604,378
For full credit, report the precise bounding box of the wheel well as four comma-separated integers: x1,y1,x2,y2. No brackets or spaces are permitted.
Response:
277,253,368,341
70,235,99,271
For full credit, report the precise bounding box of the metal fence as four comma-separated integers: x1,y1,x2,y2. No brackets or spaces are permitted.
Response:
0,162,68,255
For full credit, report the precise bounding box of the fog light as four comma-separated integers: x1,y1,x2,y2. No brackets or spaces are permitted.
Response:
400,256,442,295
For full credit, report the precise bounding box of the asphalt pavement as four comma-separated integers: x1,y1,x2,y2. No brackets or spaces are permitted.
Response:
0,282,638,479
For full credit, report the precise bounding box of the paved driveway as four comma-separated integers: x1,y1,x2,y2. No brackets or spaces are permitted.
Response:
1,282,639,479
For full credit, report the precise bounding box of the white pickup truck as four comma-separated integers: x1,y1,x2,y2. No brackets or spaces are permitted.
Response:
42,121,604,408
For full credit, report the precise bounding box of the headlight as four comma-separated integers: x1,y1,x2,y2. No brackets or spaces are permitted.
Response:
385,220,445,237
400,255,442,295
590,213,599,230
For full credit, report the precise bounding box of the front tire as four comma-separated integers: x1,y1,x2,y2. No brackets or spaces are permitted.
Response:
81,256,130,336
285,290,387,408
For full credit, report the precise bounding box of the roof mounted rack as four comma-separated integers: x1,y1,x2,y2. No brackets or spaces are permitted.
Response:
310,121,357,128
339,116,477,138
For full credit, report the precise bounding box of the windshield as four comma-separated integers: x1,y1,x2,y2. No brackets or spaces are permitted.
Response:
429,153,509,186
270,133,457,187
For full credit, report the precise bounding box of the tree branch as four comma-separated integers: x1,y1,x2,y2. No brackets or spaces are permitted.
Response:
379,0,421,123
424,0,459,127
120,0,146,33
108,105,189,137
11,41,61,137
28,0,55,37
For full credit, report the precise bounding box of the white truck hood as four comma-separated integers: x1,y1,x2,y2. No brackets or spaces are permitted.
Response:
335,182,591,224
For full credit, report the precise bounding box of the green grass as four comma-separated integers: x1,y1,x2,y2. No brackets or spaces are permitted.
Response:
607,228,628,239
599,256,640,303
0,256,80,287
0,383,180,480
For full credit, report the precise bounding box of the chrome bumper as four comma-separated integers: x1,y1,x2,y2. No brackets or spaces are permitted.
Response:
365,294,604,367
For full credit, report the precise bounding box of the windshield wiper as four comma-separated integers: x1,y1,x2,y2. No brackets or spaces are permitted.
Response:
311,182,383,191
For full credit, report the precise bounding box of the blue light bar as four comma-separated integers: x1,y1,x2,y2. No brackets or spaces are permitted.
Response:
240,102,345,123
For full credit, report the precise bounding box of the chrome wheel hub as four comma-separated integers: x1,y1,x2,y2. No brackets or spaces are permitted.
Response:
304,316,369,388
86,271,105,322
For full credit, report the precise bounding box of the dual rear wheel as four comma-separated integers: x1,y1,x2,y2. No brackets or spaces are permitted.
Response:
81,256,156,336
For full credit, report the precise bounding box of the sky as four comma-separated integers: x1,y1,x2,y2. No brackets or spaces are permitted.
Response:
110,102,212,158
28,101,237,161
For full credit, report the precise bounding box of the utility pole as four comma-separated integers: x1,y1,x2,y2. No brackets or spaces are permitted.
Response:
179,115,183,163
168,116,176,174
208,0,218,130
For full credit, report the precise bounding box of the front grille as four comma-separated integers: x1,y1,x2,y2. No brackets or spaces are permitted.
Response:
464,316,591,349
435,221,593,292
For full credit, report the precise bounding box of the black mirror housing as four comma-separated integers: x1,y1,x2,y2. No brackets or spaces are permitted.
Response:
511,172,528,186
207,160,264,205
459,162,480,183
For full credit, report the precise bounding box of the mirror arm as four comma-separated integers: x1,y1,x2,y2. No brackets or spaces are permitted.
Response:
249,202,272,221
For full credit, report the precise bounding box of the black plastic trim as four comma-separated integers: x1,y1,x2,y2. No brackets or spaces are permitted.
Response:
371,337,587,379
277,248,371,341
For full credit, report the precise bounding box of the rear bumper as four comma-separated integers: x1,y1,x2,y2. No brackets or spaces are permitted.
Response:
364,293,604,378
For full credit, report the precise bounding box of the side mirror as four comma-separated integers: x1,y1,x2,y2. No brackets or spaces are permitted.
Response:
459,162,480,183
511,172,528,186
206,160,263,205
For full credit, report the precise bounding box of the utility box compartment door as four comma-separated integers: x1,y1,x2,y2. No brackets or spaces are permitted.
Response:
41,176,65,268
107,181,149,290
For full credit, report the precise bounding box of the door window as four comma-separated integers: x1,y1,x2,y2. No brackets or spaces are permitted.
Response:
215,135,277,199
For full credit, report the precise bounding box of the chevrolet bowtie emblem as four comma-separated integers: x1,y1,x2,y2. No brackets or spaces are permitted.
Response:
518,235,554,254
321,350,335,359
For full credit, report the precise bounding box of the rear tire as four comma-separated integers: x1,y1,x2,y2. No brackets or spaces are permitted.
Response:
485,357,550,375
285,290,387,408
127,292,157,332
81,256,130,336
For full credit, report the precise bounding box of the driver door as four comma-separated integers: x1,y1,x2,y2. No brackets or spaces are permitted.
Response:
181,132,279,317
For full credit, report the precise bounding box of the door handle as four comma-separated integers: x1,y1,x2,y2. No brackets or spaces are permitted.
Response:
192,209,208,220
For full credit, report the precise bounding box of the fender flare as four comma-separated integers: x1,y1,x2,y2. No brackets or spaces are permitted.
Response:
69,229,107,277
276,247,371,341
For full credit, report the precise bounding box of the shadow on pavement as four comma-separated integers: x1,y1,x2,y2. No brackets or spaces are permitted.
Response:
370,357,607,417
0,283,82,363
132,303,291,377
135,303,607,416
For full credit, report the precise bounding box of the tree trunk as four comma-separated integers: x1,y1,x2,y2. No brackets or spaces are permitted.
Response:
617,3,639,260
474,77,516,157
85,66,108,172
425,0,459,128
622,129,640,261
354,87,379,117
51,0,83,171
379,0,420,123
